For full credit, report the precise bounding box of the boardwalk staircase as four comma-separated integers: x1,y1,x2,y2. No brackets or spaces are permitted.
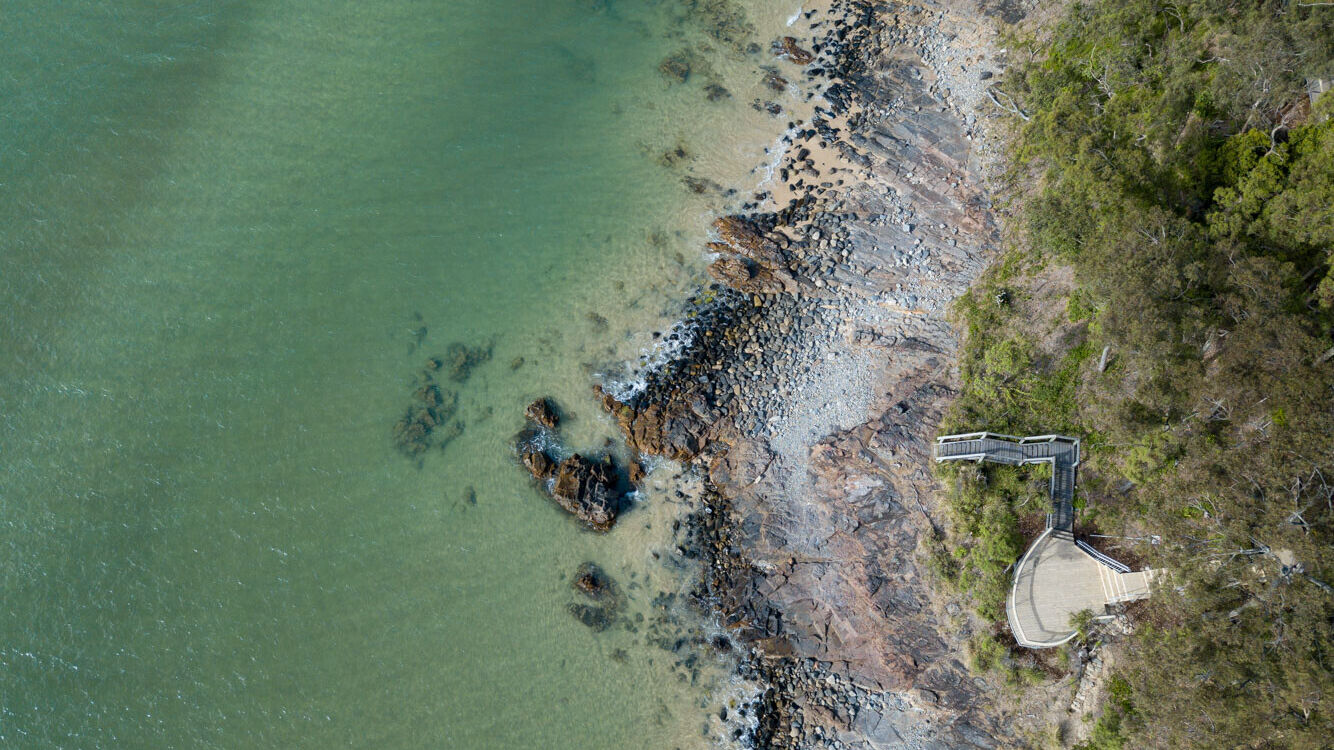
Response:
935,432,1158,646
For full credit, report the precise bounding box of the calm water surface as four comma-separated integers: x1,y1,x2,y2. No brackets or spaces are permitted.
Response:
1,1,812,747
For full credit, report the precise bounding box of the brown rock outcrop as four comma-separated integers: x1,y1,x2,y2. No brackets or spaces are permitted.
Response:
712,216,786,264
772,36,814,65
707,215,802,294
524,397,560,429
549,454,620,532
521,449,555,480
594,386,705,463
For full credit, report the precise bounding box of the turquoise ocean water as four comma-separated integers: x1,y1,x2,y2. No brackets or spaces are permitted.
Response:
1,1,815,747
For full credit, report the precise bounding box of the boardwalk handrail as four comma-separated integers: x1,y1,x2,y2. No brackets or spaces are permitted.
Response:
935,432,1080,533
937,432,1079,464
1076,539,1131,573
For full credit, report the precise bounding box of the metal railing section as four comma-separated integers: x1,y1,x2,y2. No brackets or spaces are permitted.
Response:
1076,539,1131,573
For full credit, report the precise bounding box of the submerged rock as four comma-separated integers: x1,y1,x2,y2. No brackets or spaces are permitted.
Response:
657,142,692,168
659,52,691,83
567,602,618,631
688,0,754,53
392,370,460,459
439,341,491,383
568,561,624,631
704,82,732,101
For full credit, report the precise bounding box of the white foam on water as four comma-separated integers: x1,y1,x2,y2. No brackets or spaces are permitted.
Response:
709,658,765,748
755,124,800,190
599,317,698,402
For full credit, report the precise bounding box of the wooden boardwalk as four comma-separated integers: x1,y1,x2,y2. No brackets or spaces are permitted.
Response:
935,432,1154,647
934,432,1078,532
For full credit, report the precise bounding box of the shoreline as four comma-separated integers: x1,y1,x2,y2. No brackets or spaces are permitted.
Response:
598,1,1016,746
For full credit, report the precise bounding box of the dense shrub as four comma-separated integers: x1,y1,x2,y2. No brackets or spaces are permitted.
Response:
938,1,1334,746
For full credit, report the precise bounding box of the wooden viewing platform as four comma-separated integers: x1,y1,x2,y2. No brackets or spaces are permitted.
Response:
935,432,1158,648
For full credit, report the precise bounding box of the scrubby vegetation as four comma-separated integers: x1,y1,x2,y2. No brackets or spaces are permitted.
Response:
936,1,1334,746
931,462,1049,621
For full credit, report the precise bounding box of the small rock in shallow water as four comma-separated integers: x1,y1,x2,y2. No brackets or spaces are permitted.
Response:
524,397,560,429
568,561,625,631
772,36,814,65
572,561,619,603
521,450,555,480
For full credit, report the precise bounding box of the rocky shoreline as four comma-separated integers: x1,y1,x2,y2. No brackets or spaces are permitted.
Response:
609,2,1018,747
524,1,1019,746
